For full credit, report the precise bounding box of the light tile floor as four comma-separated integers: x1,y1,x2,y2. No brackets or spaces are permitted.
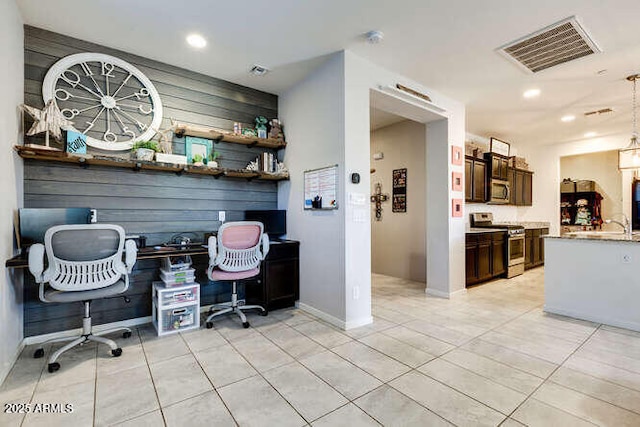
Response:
2,268,640,426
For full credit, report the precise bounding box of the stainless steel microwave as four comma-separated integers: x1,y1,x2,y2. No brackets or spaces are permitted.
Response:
488,179,510,204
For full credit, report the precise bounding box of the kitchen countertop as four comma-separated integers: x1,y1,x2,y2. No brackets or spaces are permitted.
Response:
502,221,551,229
545,232,640,242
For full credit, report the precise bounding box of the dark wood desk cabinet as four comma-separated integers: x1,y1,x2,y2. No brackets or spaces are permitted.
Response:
246,240,299,312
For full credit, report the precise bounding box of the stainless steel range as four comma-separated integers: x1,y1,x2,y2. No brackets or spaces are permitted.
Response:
471,212,525,278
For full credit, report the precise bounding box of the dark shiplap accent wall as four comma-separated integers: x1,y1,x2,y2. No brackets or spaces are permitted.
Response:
23,26,279,336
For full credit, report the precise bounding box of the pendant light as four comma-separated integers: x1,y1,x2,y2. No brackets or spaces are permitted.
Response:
619,74,640,169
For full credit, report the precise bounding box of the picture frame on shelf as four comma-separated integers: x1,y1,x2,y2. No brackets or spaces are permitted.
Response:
489,137,510,157
185,136,212,164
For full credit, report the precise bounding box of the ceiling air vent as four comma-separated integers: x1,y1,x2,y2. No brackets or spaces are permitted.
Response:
498,16,601,73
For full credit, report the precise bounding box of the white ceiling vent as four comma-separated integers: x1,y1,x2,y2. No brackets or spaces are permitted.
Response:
498,16,601,73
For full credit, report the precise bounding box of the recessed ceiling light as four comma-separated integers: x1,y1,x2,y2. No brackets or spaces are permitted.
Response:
523,88,540,98
249,65,270,76
584,131,597,138
365,30,384,44
561,115,576,122
186,34,207,49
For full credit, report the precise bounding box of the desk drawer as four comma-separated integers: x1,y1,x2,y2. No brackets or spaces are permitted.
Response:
153,302,199,336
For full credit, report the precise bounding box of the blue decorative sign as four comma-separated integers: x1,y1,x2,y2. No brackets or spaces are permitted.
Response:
66,131,87,154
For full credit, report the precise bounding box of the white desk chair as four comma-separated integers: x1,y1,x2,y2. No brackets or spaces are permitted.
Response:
206,221,269,328
28,224,137,373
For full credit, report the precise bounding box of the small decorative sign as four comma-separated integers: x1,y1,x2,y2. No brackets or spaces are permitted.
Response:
65,131,87,154
452,172,463,192
451,146,463,165
392,168,407,213
452,198,463,217
490,137,510,157
185,136,212,164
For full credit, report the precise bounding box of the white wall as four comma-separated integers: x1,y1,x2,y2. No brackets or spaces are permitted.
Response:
370,120,426,282
560,150,622,231
280,49,466,328
521,134,633,235
0,0,24,383
278,53,346,324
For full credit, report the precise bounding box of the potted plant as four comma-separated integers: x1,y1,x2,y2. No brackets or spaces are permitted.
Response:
207,151,220,168
131,141,160,161
192,153,205,167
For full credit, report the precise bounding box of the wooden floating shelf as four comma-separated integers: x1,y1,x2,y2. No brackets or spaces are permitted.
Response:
14,146,289,182
173,123,286,149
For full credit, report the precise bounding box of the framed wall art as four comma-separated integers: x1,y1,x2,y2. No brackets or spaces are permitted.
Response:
452,198,463,217
490,137,510,157
451,145,463,165
452,172,463,192
392,168,407,213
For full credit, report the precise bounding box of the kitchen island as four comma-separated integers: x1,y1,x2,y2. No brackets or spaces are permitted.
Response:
544,232,640,332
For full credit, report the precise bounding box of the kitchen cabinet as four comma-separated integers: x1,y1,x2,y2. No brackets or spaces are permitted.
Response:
560,191,602,228
466,231,507,286
246,240,299,311
465,156,487,203
485,153,510,180
508,168,533,206
525,228,548,269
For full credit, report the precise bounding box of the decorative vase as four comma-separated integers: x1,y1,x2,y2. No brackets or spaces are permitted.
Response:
207,161,218,168
133,148,155,161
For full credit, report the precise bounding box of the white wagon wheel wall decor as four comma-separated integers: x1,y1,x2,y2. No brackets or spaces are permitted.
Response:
42,53,164,151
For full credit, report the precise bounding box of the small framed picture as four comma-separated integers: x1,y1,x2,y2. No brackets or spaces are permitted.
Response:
452,172,463,192
451,146,463,165
185,136,212,163
452,199,463,217
490,137,510,157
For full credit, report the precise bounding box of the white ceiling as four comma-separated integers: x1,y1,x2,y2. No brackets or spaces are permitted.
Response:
370,108,406,131
16,0,640,148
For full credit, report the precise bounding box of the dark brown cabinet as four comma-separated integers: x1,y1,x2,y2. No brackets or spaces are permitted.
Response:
508,168,533,206
485,153,510,180
465,156,487,203
466,231,507,286
524,228,548,269
246,240,299,311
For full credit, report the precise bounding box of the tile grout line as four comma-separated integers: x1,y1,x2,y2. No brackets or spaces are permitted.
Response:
502,323,604,425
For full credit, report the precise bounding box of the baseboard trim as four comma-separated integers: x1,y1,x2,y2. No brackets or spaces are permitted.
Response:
344,316,374,330
297,302,373,330
544,305,640,332
0,340,25,386
23,316,153,345
426,287,467,299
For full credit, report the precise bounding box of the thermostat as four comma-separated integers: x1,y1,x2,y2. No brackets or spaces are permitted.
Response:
351,173,360,184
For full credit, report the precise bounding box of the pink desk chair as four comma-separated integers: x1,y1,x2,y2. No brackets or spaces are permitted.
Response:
206,221,269,328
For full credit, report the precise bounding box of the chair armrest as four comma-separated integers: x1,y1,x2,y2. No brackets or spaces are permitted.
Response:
28,244,45,282
208,235,217,266
261,233,270,260
124,240,137,273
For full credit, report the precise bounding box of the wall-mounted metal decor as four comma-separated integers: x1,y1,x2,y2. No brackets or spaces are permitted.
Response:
371,182,389,221
42,52,164,151
392,168,407,213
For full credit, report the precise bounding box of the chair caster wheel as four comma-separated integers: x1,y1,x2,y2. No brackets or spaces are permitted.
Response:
242,322,250,329
123,331,132,338
260,310,268,316
34,348,45,359
48,362,60,373
112,348,122,357
206,322,213,329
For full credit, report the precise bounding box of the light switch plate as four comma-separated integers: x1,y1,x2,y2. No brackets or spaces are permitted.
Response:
218,211,226,222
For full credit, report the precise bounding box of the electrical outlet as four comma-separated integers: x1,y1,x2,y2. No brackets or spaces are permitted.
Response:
353,286,360,300
218,211,226,222
90,209,97,223
623,254,632,263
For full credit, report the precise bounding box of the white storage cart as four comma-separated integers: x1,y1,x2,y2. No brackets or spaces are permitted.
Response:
152,281,200,336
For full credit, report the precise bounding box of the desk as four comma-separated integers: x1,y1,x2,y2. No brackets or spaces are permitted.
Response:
6,241,299,337
5,245,210,268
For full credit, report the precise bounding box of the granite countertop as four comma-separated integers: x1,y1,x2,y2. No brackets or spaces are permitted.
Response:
502,221,551,229
466,228,506,234
546,232,640,242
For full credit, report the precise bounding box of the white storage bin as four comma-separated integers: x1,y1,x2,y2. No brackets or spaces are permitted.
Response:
153,282,199,306
153,302,200,335
160,268,195,286
161,255,192,272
